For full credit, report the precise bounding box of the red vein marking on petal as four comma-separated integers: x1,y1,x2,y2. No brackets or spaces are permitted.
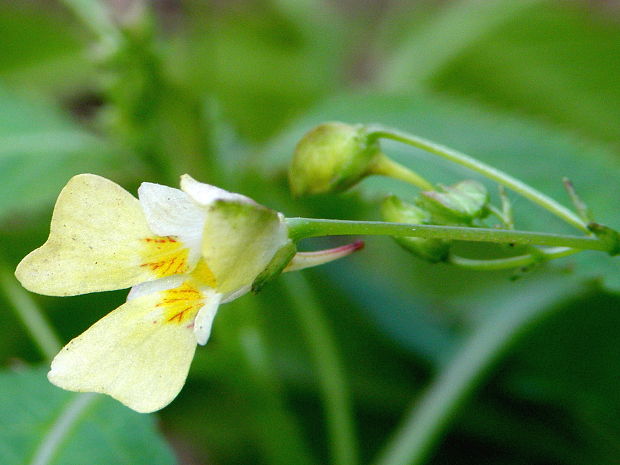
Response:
159,282,204,325
140,236,190,278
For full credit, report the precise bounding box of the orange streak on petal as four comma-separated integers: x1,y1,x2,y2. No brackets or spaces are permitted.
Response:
140,235,190,278
160,282,204,325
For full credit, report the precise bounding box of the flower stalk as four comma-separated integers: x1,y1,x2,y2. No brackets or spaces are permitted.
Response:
286,218,610,253
368,153,435,191
366,126,589,233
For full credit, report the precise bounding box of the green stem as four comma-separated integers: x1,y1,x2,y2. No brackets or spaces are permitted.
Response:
0,267,61,361
283,274,359,465
368,127,589,233
369,153,435,191
372,277,586,465
286,218,609,252
448,247,579,271
486,204,512,229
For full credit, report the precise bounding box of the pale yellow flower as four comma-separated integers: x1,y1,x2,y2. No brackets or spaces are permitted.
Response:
16,174,360,412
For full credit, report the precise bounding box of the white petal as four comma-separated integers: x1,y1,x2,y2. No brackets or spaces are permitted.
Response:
127,275,187,301
180,174,253,207
138,182,205,263
193,290,223,345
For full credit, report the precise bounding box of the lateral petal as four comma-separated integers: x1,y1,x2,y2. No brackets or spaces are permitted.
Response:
16,174,193,296
48,283,206,413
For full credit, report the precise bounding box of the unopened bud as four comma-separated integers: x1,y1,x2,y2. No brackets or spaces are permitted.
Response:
289,122,381,196
381,195,450,263
417,180,489,225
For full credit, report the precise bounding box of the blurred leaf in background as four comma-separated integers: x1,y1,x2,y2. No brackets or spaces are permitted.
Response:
0,367,175,465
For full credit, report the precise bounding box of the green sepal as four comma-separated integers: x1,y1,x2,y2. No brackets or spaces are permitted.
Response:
417,180,489,225
251,240,297,293
588,223,620,256
202,199,289,294
381,195,450,263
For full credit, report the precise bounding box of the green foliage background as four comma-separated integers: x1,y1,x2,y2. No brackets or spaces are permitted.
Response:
0,1,619,464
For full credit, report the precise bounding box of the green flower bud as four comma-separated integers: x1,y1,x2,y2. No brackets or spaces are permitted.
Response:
417,180,489,225
289,122,381,196
381,195,450,263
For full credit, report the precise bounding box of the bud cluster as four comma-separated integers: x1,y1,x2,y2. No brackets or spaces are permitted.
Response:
288,122,493,264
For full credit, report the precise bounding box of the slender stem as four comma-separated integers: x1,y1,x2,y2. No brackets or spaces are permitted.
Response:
30,393,99,465
372,277,586,465
448,247,579,271
369,153,435,191
368,127,589,233
286,218,609,252
486,204,509,227
562,177,592,223
0,267,61,361
498,185,514,229
283,274,359,465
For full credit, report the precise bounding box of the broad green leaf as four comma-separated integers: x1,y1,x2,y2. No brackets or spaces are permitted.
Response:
0,366,176,465
433,2,620,144
321,260,456,363
455,290,620,464
370,272,588,465
0,86,120,218
376,0,543,91
259,92,620,293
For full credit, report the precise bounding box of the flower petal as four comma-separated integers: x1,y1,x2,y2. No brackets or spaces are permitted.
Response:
126,275,187,301
180,174,253,207
193,290,222,345
138,182,204,263
201,200,289,294
221,284,251,304
16,174,194,296
48,282,208,413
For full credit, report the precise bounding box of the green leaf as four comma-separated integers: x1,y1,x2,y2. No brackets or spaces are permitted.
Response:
432,2,620,145
0,86,120,218
495,290,620,463
259,92,620,292
376,0,543,91
417,180,489,225
0,366,176,465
